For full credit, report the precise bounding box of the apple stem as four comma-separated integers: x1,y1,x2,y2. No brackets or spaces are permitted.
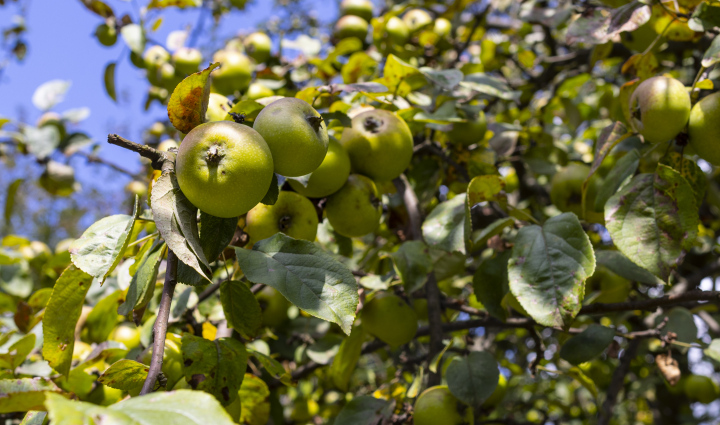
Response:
140,249,178,395
205,144,225,164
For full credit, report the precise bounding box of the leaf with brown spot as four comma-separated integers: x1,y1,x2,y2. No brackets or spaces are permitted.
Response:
97,359,148,391
181,334,247,406
167,63,220,134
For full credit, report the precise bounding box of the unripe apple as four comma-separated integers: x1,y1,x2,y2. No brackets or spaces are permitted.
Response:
95,23,117,47
206,93,232,122
143,45,171,70
125,180,147,198
39,161,78,197
448,111,487,146
403,9,433,33
683,375,720,404
288,137,351,198
253,97,329,177
341,109,414,182
109,323,141,350
384,16,409,45
629,76,690,144
246,82,274,100
244,32,272,64
688,91,720,165
586,265,631,304
246,191,319,243
211,49,254,95
335,15,369,41
414,386,473,425
340,0,373,21
256,286,290,328
549,163,604,223
325,174,382,237
434,18,452,38
172,47,203,75
157,139,179,151
361,292,418,347
176,121,274,218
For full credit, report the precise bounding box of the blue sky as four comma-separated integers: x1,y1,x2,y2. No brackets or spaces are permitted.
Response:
0,0,341,192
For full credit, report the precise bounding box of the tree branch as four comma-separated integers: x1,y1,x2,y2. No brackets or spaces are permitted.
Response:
598,339,640,425
73,150,142,179
578,290,720,315
140,250,178,395
107,134,167,170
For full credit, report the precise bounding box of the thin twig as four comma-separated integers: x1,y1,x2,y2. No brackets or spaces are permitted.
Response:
107,134,167,169
598,339,640,425
140,250,178,395
73,150,142,178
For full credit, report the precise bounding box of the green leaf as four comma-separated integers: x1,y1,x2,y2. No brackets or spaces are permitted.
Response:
559,325,616,365
4,178,22,226
422,194,469,255
0,378,66,413
168,63,220,134
234,233,358,335
566,3,650,45
460,73,520,101
333,396,394,425
704,339,720,363
69,198,138,284
662,308,697,348
467,174,505,205
508,213,595,328
177,212,236,286
82,290,123,343
120,24,145,55
224,99,265,124
55,368,95,399
328,324,364,391
32,80,71,111
472,217,514,248
390,241,433,293
473,251,511,322
238,374,270,425
689,2,720,32
420,68,463,91
605,165,699,281
79,0,114,17
220,281,262,339
181,334,247,406
260,173,280,206
375,54,426,97
19,411,47,425
104,62,116,102
24,125,61,160
0,333,35,370
45,390,236,424
660,152,707,208
595,250,664,286
151,170,211,282
594,149,640,212
42,265,93,376
446,351,500,408
119,239,164,315
246,347,289,382
148,0,201,8
97,359,149,391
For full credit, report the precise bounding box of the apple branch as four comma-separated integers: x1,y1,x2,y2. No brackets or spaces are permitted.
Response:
598,338,640,425
107,134,169,170
140,249,178,395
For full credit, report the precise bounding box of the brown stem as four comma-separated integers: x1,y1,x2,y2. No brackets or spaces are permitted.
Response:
579,290,720,315
598,339,640,425
73,151,141,178
140,250,178,395
107,134,166,170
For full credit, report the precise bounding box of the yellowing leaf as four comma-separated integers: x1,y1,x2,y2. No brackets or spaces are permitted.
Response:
167,63,220,134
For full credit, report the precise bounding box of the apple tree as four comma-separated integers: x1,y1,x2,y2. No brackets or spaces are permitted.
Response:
3,0,720,424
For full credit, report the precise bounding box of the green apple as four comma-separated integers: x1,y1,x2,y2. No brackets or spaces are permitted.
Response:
288,137,351,198
211,49,254,95
95,23,117,47
39,161,78,197
335,15,369,41
176,121,274,218
246,191,319,243
340,0,373,21
448,111,487,146
325,174,382,237
125,180,147,198
434,18,452,38
256,286,290,328
629,76,691,144
385,16,409,45
157,139,178,151
341,109,414,182
206,93,232,122
141,334,184,390
403,9,433,33
586,265,631,304
549,163,603,223
143,45,170,69
246,82,274,100
109,323,141,350
414,386,473,425
252,97,329,177
362,292,418,347
229,0,247,9
684,375,720,404
173,47,203,75
244,32,272,63
688,91,720,165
